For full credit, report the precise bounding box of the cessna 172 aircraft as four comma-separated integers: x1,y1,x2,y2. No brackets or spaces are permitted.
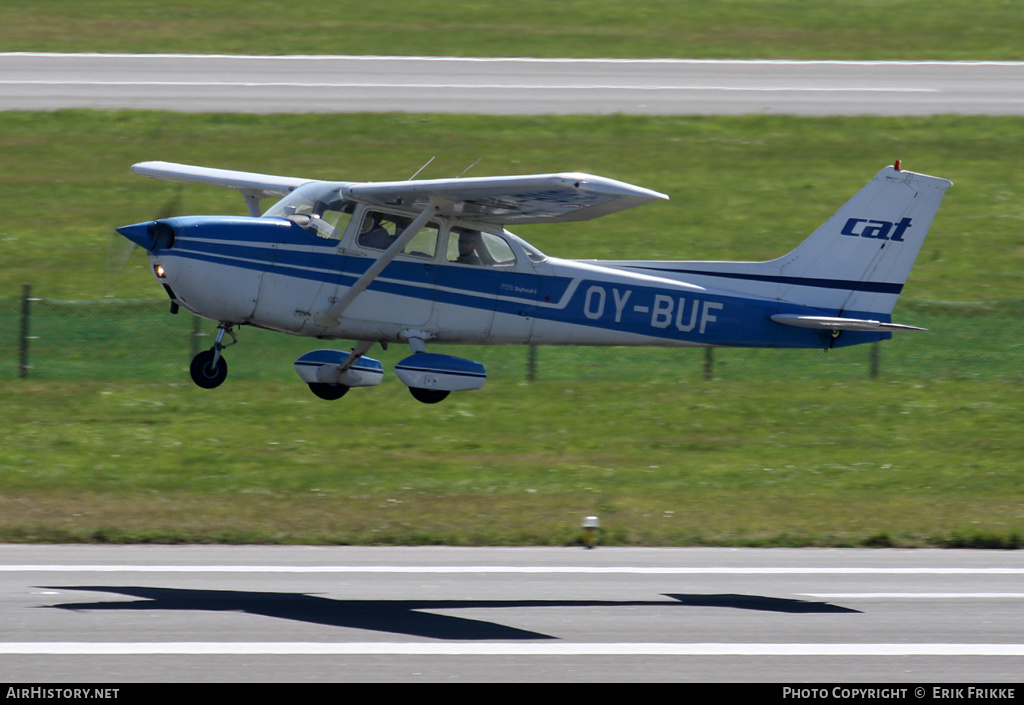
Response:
117,160,950,403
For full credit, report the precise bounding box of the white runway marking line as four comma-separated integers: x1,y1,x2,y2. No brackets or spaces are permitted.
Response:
5,52,1024,66
0,81,938,94
1,643,1023,656
805,593,1024,599
2,565,1023,574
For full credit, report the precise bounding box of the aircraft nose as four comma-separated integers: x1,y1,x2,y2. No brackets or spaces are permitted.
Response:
116,220,176,251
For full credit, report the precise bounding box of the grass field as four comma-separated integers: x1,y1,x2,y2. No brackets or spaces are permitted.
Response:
1,112,1022,548
2,111,1023,302
0,1,1022,547
2,0,1022,60
1,378,1021,547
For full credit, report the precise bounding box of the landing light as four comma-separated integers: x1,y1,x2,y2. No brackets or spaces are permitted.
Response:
154,264,167,279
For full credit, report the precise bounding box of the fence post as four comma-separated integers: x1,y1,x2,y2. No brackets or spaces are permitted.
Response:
19,284,40,379
703,346,714,380
19,284,36,379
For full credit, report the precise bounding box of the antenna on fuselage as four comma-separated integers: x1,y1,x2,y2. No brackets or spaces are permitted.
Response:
408,156,436,180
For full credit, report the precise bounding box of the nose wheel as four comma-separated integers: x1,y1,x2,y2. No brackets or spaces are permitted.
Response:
190,349,228,388
189,324,236,389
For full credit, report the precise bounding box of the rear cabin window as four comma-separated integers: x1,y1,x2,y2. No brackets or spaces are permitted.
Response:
446,228,516,266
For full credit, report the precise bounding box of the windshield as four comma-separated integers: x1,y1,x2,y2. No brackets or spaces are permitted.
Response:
263,182,354,240
503,229,548,263
519,239,548,263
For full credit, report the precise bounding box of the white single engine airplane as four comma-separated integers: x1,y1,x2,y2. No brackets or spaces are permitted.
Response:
117,160,950,403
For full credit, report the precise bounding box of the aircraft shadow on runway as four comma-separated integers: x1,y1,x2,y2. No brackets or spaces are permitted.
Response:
40,586,860,640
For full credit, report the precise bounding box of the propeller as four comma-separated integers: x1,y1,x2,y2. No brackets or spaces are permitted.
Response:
106,185,183,293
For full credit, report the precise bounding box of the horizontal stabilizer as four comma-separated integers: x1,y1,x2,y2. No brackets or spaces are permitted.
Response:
771,314,927,333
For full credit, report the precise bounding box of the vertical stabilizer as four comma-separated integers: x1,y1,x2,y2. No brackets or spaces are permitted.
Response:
602,165,951,318
769,165,952,316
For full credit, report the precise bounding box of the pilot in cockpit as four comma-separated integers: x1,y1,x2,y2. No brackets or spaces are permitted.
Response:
454,229,484,265
358,214,394,250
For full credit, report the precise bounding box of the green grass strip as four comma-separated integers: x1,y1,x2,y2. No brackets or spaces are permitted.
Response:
3,1,1022,60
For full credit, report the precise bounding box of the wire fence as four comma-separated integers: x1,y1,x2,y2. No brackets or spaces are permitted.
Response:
3,286,1022,384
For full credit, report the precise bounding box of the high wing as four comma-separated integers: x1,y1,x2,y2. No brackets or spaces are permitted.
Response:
342,172,669,224
130,162,668,224
132,161,315,216
132,161,312,198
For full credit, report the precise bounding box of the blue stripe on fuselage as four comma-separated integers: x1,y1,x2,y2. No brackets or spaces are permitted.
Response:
617,265,903,295
162,226,874,348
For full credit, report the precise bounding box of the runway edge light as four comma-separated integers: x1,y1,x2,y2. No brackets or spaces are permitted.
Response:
582,516,600,549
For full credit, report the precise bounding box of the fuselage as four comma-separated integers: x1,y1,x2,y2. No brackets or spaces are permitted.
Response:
133,211,873,352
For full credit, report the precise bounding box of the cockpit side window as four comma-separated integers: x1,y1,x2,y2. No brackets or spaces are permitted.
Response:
357,210,440,259
316,203,355,240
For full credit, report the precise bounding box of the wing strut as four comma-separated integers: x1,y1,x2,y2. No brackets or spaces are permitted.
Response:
242,193,263,217
314,199,441,328
335,339,377,373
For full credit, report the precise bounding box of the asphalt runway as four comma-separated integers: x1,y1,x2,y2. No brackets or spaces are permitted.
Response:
2,53,1023,115
2,545,1023,683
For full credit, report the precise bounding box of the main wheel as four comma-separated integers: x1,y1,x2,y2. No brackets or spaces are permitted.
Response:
409,387,450,404
190,349,228,389
308,383,349,400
